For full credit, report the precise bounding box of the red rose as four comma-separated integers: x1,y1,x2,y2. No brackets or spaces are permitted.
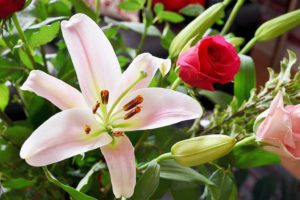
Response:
177,35,240,91
153,0,205,12
0,0,26,19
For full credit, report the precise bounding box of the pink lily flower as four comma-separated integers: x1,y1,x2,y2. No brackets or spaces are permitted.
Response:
20,14,202,198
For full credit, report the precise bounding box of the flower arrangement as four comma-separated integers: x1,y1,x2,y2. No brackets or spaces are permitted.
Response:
0,0,300,199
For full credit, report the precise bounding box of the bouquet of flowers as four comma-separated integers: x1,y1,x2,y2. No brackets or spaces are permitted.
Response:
0,0,300,199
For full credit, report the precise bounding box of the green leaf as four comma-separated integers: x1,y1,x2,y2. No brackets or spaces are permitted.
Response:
234,55,256,106
3,178,35,191
170,181,199,200
0,140,18,163
43,167,97,200
18,48,34,69
71,0,98,21
0,84,9,111
179,4,204,17
229,146,280,168
105,18,161,36
161,23,175,49
154,3,164,15
208,169,237,200
28,22,60,47
76,162,106,193
158,11,185,23
198,90,233,108
130,162,160,200
4,125,32,144
28,16,67,29
119,0,145,11
159,160,213,185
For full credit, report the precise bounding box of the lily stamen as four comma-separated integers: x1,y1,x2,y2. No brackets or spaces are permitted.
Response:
84,125,91,134
124,106,142,120
93,101,100,114
113,131,124,137
101,90,109,105
123,95,143,111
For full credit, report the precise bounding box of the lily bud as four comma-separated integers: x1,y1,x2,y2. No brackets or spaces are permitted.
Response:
254,9,300,42
171,135,236,167
169,2,227,58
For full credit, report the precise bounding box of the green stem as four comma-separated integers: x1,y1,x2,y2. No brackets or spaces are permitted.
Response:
170,77,182,90
221,0,245,35
138,152,173,170
0,111,12,126
239,38,257,55
234,135,256,148
187,117,201,137
136,26,149,55
11,14,36,69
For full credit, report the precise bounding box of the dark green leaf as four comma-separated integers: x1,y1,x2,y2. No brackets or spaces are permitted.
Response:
170,181,199,200
179,4,204,17
230,146,280,168
159,160,213,185
76,162,106,193
130,162,160,200
234,55,256,106
43,167,97,200
0,84,9,111
71,0,98,22
3,178,35,191
198,90,233,108
208,169,237,200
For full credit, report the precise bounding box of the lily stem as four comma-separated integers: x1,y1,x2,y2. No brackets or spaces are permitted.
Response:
239,38,257,55
0,111,12,126
170,77,182,90
234,135,256,148
138,152,173,170
11,14,36,69
221,0,245,35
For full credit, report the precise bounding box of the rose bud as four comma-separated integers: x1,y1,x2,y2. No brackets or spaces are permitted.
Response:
177,35,241,91
0,0,26,19
153,0,205,12
171,135,236,167
256,92,300,179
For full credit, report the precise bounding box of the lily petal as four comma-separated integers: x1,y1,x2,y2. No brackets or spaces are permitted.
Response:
21,70,87,110
110,54,171,105
20,108,112,166
101,134,136,198
113,88,202,131
61,14,122,106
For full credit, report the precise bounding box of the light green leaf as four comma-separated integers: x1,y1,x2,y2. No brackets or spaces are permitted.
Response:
119,0,145,11
159,160,213,185
158,11,185,23
43,167,97,200
179,4,204,17
129,162,160,200
76,162,106,193
234,55,256,106
28,22,60,47
105,17,161,36
0,84,9,111
198,90,233,108
161,23,175,49
28,16,67,29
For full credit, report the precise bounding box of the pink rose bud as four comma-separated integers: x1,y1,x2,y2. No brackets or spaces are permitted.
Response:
177,35,240,91
256,92,300,179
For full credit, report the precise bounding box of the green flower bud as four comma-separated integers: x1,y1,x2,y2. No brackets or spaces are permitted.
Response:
255,9,300,42
169,2,228,58
171,135,236,167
